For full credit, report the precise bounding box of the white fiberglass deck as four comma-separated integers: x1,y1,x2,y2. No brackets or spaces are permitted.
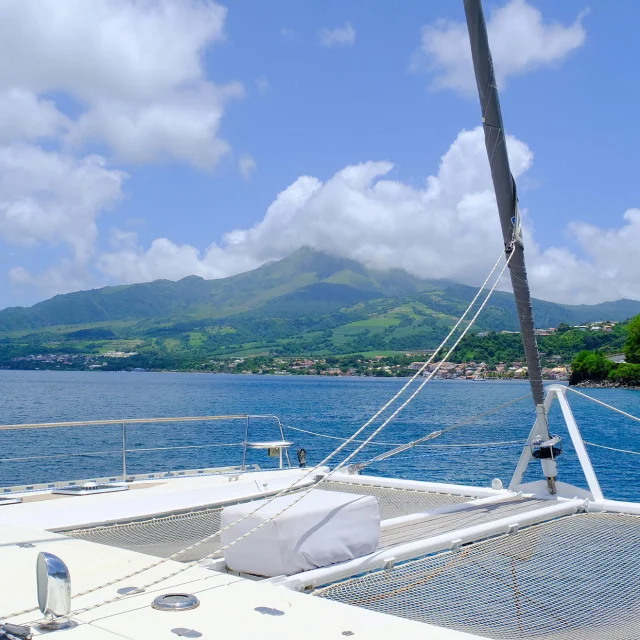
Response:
1,522,482,640
0,472,490,640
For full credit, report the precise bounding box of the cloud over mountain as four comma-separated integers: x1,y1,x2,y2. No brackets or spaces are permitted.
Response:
96,126,640,304
1,1,636,309
413,0,587,93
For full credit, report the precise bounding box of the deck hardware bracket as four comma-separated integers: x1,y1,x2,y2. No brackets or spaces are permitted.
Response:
383,557,396,571
451,539,463,552
152,594,200,612
0,623,33,640
507,523,520,535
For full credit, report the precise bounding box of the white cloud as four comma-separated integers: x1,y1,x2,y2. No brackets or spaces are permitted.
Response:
0,144,126,269
414,0,586,93
526,210,640,304
9,261,95,299
67,82,244,169
0,0,226,102
0,0,244,301
0,0,241,169
97,127,522,285
0,89,71,144
319,23,356,47
238,154,257,180
96,126,640,305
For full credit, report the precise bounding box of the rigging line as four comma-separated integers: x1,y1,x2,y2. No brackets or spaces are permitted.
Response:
583,441,640,456
565,387,640,424
285,424,525,448
333,249,516,475
355,392,531,469
374,442,525,452
0,442,244,463
14,252,511,624
30,250,509,620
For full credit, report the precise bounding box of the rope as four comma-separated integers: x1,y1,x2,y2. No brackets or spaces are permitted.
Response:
356,392,532,469
70,249,512,617
331,250,515,476
7,250,511,624
286,425,525,448
565,387,640,424
583,441,640,456
0,442,243,464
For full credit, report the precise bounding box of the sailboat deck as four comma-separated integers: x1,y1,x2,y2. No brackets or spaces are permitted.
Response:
59,478,479,561
317,511,640,640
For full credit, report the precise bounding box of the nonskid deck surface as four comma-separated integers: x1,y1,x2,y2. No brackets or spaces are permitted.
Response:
61,479,473,561
316,512,640,640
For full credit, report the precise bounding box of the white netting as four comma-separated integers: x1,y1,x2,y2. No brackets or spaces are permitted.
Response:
63,506,224,562
379,497,550,549
63,481,470,560
316,512,640,639
318,481,470,520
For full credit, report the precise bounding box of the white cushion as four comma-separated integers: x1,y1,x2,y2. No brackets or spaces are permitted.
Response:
220,489,380,577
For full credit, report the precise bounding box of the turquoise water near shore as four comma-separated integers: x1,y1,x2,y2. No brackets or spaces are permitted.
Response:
1,370,638,501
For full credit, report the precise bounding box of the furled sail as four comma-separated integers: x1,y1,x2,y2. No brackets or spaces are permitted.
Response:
463,0,545,409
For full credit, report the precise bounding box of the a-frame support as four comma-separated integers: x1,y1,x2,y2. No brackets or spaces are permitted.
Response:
509,384,603,501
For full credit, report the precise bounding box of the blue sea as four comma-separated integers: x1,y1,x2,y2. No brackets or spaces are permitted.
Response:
1,371,638,502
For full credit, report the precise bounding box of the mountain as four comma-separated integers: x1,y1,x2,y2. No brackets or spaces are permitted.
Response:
0,248,436,332
1,248,639,362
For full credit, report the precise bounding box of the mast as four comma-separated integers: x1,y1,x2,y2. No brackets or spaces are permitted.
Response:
463,0,546,412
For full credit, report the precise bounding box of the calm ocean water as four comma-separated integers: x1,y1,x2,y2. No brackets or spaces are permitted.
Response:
1,370,638,501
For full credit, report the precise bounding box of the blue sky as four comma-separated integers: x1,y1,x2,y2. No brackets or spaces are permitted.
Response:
0,0,639,308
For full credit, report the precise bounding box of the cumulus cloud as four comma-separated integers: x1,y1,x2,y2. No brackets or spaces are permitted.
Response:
0,0,246,300
526,210,640,304
0,0,240,169
0,145,126,263
0,89,71,144
9,261,96,299
413,0,587,93
319,23,356,47
67,83,244,169
97,127,523,285
96,126,640,305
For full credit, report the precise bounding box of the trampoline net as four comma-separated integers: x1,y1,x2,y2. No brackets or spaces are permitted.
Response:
316,512,640,640
63,480,470,561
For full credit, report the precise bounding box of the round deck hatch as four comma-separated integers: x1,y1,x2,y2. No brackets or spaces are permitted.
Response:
152,593,200,612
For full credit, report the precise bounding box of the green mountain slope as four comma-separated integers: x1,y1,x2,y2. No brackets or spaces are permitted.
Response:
0,248,435,331
1,248,639,365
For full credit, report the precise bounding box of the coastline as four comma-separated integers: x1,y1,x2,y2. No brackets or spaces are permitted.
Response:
573,380,640,391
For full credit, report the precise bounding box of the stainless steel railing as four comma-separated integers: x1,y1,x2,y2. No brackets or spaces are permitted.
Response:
0,414,291,484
